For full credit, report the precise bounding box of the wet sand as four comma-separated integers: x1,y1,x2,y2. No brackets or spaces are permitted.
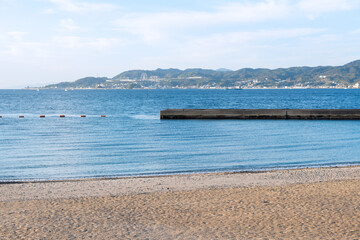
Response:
1,167,360,239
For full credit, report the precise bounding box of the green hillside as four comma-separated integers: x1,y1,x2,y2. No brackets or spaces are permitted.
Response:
42,60,360,89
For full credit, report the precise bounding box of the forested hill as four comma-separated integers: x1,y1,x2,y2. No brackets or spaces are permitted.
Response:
42,60,360,89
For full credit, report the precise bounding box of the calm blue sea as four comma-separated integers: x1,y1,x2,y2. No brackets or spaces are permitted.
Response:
0,89,359,181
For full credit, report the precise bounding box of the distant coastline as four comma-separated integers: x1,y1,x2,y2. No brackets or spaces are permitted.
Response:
25,86,360,90
29,60,360,90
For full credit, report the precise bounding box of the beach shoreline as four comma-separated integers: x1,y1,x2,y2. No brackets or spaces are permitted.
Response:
1,166,359,239
1,165,359,201
2,164,360,184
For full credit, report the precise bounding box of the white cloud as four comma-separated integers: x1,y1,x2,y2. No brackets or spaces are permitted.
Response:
193,28,325,46
298,0,356,12
116,0,292,43
0,32,119,60
7,31,27,41
41,8,55,14
350,29,360,35
49,0,117,12
1,41,43,58
59,18,80,31
181,28,325,60
116,0,358,43
298,0,357,19
52,36,119,50
215,0,291,22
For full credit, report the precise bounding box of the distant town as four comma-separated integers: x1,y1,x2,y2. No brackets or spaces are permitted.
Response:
31,60,360,90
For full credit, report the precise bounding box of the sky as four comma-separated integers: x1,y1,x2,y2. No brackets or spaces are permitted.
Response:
0,0,360,88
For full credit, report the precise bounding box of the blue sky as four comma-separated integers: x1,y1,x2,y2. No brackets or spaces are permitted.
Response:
0,0,360,88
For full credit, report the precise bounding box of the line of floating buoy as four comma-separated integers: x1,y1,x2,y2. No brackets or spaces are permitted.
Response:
0,115,107,118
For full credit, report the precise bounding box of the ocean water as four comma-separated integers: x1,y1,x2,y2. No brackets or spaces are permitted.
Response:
0,89,359,181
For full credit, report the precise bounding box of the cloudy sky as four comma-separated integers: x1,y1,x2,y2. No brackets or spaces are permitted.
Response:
0,0,360,88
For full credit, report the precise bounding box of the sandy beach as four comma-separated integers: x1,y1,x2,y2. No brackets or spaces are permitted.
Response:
1,166,360,239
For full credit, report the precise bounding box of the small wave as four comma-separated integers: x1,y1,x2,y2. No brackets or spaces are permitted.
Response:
131,114,158,120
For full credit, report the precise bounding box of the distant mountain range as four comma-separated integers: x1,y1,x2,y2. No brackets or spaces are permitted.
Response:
40,60,360,89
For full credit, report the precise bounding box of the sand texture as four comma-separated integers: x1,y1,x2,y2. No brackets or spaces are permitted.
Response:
1,167,360,239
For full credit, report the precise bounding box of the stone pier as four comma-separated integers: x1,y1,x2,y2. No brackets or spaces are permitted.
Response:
160,109,360,120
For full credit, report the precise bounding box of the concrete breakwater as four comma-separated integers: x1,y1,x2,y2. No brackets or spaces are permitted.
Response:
160,109,360,120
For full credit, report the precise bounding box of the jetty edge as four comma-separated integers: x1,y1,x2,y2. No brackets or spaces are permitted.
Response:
160,109,360,120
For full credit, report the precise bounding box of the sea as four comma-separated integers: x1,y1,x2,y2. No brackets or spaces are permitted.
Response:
0,89,359,181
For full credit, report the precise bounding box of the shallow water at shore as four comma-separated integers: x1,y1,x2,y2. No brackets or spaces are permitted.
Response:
0,89,359,180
